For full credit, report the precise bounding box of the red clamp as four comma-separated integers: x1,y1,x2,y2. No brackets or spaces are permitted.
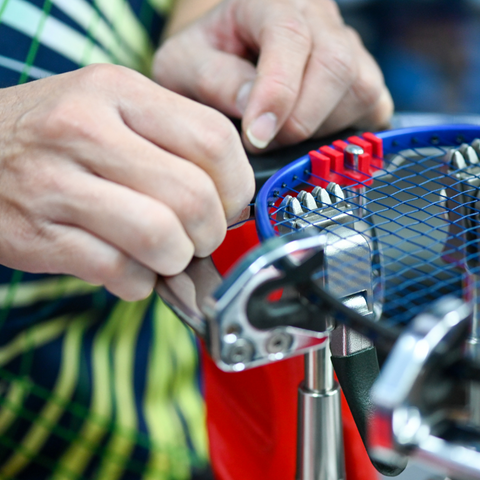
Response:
309,132,384,189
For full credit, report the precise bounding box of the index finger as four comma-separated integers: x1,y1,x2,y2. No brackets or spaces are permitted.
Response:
94,65,255,222
236,2,313,149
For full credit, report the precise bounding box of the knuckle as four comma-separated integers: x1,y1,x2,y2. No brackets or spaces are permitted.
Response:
284,115,316,143
314,36,357,87
269,17,312,52
347,54,387,109
351,70,385,110
255,74,300,115
40,100,101,144
80,63,130,87
181,171,218,221
18,161,70,203
261,75,298,109
136,215,170,253
196,110,239,160
92,252,129,285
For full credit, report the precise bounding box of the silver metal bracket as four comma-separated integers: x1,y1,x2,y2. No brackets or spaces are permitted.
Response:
370,296,480,480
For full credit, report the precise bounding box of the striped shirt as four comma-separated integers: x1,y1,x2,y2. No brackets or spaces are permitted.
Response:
0,1,210,479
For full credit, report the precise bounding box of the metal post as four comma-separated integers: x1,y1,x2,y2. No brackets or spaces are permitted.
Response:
296,338,345,480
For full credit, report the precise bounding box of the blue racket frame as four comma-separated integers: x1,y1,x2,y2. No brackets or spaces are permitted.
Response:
255,124,480,241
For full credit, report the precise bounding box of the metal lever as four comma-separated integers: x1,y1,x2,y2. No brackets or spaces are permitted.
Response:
157,233,333,371
370,296,480,480
442,143,480,433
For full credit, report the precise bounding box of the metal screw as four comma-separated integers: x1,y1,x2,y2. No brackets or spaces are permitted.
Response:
224,338,254,365
266,331,293,354
345,144,364,170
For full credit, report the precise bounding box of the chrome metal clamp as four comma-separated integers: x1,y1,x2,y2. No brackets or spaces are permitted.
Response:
442,142,480,431
157,184,382,480
370,296,480,480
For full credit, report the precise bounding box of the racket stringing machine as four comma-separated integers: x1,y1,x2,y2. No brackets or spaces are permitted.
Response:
157,124,480,480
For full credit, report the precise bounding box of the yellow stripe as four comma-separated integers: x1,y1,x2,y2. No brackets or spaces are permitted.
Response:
169,318,208,463
0,276,100,309
0,316,70,367
143,298,190,480
0,312,90,478
147,0,174,14
51,299,134,480
0,380,30,436
95,298,149,480
51,0,137,68
94,0,154,72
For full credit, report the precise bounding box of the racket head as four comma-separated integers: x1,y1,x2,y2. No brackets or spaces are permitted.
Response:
255,124,480,330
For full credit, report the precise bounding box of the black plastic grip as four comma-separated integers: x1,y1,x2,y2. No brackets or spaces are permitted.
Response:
331,347,408,476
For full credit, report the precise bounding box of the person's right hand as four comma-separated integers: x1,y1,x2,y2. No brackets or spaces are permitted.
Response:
0,64,254,301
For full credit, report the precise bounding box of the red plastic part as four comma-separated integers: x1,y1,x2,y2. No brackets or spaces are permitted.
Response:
206,222,377,480
332,139,349,151
362,132,384,169
310,132,384,188
319,145,345,176
347,135,373,155
308,151,330,188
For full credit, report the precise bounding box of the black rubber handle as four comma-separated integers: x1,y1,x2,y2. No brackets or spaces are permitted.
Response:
331,347,408,476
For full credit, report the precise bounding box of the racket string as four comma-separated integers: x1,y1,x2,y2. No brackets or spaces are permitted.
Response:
265,135,480,325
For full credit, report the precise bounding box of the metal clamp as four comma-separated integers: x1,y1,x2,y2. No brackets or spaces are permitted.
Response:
370,296,480,480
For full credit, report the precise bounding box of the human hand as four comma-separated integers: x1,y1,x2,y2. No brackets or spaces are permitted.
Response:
154,0,393,152
0,64,254,300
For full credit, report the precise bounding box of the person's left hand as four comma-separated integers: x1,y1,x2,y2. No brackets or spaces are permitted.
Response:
153,0,393,152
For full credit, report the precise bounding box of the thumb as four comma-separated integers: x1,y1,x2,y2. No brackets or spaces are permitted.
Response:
194,49,258,119
154,38,257,119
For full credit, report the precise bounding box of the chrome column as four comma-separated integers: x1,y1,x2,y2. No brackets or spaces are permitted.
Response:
296,339,345,480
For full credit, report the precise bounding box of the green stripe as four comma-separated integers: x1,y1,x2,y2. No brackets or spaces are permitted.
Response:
0,378,149,478
0,0,13,24
19,0,53,84
0,270,24,331
94,299,149,480
52,299,136,479
0,434,78,480
0,276,101,309
147,0,174,14
51,0,138,67
143,298,191,480
0,313,90,478
2,0,113,69
170,323,208,464
0,316,70,367
0,379,30,437
94,0,154,73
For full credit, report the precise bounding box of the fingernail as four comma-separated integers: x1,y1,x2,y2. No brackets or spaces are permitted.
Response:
228,205,251,229
236,81,254,115
246,112,277,149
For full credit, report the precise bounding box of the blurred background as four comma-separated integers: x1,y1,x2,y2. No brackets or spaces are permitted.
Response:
337,0,480,115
